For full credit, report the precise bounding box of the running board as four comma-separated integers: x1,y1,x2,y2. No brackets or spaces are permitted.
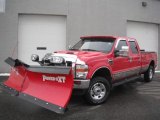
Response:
112,76,141,87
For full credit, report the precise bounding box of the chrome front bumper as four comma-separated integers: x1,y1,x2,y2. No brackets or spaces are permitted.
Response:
73,79,90,89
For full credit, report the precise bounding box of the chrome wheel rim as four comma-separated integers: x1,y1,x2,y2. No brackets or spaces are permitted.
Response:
90,82,106,100
149,68,153,80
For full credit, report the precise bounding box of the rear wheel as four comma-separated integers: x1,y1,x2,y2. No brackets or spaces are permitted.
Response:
144,65,154,82
84,77,111,104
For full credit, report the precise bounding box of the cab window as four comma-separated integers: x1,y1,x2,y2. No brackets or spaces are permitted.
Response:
129,41,139,54
116,40,128,51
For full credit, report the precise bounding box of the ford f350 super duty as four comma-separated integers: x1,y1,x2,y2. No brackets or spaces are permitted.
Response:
0,36,157,114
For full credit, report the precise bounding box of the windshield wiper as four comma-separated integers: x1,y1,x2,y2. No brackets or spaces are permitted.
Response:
81,49,98,51
69,48,79,51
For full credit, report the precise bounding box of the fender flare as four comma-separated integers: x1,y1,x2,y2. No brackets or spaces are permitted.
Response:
89,66,113,84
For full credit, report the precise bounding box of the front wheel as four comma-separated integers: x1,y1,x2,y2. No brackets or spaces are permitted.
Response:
84,77,111,105
144,65,154,82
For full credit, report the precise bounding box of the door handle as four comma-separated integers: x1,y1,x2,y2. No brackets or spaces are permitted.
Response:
129,57,132,62
138,57,141,62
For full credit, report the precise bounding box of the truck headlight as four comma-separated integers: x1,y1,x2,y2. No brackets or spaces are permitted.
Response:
75,64,88,79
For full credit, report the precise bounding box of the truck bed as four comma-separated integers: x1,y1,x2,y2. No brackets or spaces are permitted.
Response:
140,51,157,73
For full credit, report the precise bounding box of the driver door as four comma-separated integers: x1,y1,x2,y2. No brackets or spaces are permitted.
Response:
111,39,131,81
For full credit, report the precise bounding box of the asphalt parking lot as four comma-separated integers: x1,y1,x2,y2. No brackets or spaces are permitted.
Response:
0,74,160,120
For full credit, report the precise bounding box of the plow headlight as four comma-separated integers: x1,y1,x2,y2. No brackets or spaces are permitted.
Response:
31,54,39,62
75,64,88,79
49,56,64,64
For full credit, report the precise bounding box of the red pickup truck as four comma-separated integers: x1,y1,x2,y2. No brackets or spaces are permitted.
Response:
1,36,157,114
55,36,157,103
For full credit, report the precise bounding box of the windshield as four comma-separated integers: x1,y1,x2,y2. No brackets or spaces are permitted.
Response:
70,39,115,53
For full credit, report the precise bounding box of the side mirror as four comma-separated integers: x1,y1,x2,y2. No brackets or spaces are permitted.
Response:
115,46,129,57
114,49,120,57
31,54,39,62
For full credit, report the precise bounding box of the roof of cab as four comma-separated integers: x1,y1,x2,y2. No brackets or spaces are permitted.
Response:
80,36,117,39
80,36,136,41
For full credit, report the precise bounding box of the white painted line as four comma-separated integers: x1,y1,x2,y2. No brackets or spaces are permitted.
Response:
0,73,10,76
155,71,160,73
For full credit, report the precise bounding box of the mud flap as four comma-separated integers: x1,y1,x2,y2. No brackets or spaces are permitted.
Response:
1,57,73,114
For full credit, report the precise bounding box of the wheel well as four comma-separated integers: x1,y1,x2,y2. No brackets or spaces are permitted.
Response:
150,60,155,73
92,68,112,86
150,60,155,67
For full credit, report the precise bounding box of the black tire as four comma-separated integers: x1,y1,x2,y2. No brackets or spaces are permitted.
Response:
84,77,111,105
144,65,154,82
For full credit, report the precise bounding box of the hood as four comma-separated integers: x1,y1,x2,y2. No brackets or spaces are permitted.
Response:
45,52,78,63
51,50,107,64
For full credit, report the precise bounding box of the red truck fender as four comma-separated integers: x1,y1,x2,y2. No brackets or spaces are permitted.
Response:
87,64,113,84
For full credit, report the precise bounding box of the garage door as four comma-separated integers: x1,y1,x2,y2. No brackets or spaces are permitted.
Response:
127,21,158,53
18,15,66,65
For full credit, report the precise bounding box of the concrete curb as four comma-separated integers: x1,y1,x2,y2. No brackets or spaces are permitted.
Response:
0,73,10,76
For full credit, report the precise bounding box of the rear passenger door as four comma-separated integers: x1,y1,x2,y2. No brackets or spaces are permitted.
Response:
128,40,141,76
